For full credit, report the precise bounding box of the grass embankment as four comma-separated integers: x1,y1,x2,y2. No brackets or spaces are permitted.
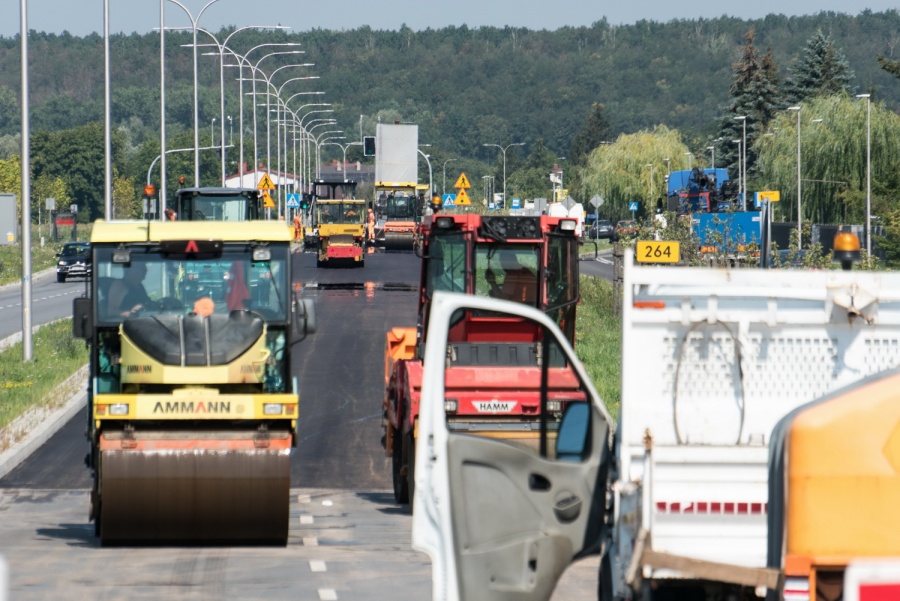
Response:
0,319,87,450
0,225,93,287
574,275,621,419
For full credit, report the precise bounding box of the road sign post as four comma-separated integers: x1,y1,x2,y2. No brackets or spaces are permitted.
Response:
629,201,639,219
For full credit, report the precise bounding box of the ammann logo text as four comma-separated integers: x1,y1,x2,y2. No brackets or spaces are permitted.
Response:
126,365,152,374
152,401,232,414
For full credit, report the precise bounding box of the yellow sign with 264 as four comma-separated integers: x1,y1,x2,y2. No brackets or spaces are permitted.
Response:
636,240,680,264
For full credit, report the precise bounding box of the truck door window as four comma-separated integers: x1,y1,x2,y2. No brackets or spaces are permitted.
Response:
426,232,468,297
475,244,540,306
546,234,578,309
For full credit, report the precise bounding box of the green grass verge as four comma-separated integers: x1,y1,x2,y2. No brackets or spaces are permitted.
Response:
0,225,93,287
0,320,87,437
575,275,622,419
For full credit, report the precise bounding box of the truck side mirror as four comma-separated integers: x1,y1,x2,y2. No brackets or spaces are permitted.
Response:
73,296,92,340
556,402,591,461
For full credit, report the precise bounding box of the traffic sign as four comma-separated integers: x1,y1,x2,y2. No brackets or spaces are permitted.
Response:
286,193,300,208
454,188,472,206
262,191,276,208
442,193,456,208
511,198,521,209
636,240,680,264
590,194,604,208
453,173,472,189
258,173,275,191
628,201,639,212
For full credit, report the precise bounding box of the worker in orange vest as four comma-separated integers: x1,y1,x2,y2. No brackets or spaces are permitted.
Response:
366,208,376,242
293,213,303,243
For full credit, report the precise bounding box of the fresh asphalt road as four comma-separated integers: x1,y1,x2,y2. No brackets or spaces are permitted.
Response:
0,270,86,345
0,247,601,599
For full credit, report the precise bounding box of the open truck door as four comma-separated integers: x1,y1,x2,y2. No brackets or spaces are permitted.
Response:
412,291,615,601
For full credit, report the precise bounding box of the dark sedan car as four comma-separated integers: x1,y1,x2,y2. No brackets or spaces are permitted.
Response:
56,241,91,282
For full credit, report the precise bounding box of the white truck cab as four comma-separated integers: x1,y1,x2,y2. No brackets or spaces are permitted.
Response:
415,254,900,601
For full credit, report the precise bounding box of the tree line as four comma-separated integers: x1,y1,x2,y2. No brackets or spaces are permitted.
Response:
0,12,897,236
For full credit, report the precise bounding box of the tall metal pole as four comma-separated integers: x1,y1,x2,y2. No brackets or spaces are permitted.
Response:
707,146,715,170
734,116,747,210
788,106,801,250
483,142,523,210
20,0,32,360
166,0,222,186
857,94,872,256
159,0,167,213
442,158,457,196
103,0,112,218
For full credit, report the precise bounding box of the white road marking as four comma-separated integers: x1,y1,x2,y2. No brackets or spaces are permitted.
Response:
300,515,314,525
297,494,311,503
310,560,327,573
322,499,333,506
303,537,319,546
318,589,338,601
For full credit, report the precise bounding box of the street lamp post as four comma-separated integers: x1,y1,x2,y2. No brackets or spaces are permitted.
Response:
482,142,524,210
856,93,872,256
707,146,715,170
787,106,802,249
684,152,692,169
165,0,222,186
418,149,433,199
442,158,457,196
229,47,304,186
734,116,747,210
646,163,654,203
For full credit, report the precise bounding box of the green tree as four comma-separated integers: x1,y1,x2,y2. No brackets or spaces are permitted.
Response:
31,122,127,221
32,174,70,223
568,103,611,166
784,30,855,104
112,171,139,219
579,125,691,220
715,28,784,179
878,55,900,79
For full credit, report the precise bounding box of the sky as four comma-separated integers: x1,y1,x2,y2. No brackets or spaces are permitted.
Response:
0,0,898,38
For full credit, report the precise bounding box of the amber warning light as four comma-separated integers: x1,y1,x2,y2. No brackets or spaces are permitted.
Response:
143,184,156,197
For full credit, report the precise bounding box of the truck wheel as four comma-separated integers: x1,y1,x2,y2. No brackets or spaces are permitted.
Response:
392,426,409,504
406,432,416,508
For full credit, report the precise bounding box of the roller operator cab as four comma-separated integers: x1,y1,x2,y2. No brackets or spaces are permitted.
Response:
312,178,366,268
375,185,423,250
72,219,315,545
411,292,614,601
173,187,263,221
383,214,582,506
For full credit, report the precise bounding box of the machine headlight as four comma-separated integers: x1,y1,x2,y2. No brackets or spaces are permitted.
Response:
546,400,562,413
263,403,284,415
435,217,454,229
253,248,271,262
444,399,458,413
559,219,577,232
109,404,129,416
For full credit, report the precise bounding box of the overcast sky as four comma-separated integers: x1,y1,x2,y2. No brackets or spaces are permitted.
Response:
1,1,897,38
